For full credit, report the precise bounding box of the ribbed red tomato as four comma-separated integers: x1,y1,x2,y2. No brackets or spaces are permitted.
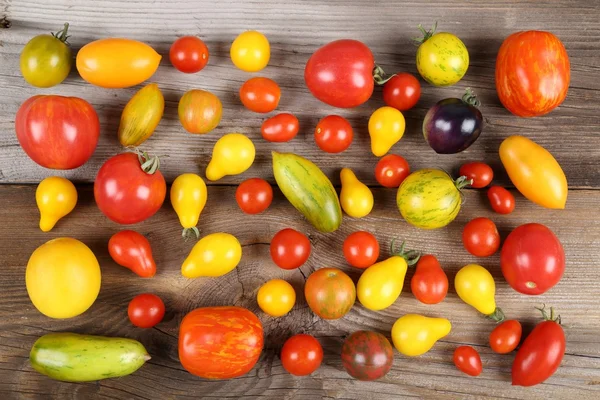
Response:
341,330,393,381
108,230,157,278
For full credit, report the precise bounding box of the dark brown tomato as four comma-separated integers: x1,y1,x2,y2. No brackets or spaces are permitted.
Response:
341,330,394,381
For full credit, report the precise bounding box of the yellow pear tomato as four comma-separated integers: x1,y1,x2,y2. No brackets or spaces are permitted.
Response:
257,279,296,317
340,168,373,218
455,264,504,321
36,176,77,232
170,173,207,238
368,106,405,156
391,314,451,356
206,133,255,181
230,31,270,72
181,233,242,278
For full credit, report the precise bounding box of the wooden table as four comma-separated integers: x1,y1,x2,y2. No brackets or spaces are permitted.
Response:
1,1,599,399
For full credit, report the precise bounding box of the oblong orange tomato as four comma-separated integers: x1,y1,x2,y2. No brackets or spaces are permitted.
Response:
499,136,567,209
76,38,161,88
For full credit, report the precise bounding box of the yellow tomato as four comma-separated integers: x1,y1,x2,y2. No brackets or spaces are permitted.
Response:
206,133,255,181
368,106,405,156
257,279,296,317
340,168,373,218
500,135,567,209
76,38,161,88
455,264,504,321
230,31,270,72
170,173,207,238
181,233,242,278
118,83,164,147
391,314,451,356
36,176,77,232
357,256,408,311
26,238,101,319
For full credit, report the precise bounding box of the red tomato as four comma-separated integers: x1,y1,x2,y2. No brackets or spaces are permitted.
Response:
305,40,374,108
501,223,565,295
462,217,501,257
314,115,353,153
270,228,311,270
341,330,393,381
128,293,165,328
382,73,421,111
16,95,99,169
489,320,522,354
169,36,209,73
487,186,515,214
94,153,166,224
374,154,410,188
496,31,570,117
459,162,493,189
410,254,448,304
281,334,323,376
261,113,299,142
108,230,156,278
236,178,273,215
453,346,482,377
343,231,379,269
304,268,356,320
239,77,280,113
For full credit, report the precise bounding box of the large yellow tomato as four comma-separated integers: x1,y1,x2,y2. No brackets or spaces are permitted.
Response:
36,176,77,232
257,279,296,317
455,264,504,321
368,106,405,156
26,238,101,319
391,314,451,356
181,233,242,278
170,173,207,238
230,31,270,72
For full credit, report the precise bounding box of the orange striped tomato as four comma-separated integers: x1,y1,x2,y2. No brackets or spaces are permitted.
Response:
304,268,356,319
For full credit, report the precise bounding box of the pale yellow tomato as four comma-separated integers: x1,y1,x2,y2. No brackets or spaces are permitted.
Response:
206,133,255,181
230,31,270,72
368,106,405,156
257,279,296,317
36,176,77,232
181,233,242,278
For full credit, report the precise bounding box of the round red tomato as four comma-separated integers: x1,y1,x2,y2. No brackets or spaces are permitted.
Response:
487,186,515,214
341,330,393,381
490,320,522,354
94,153,166,224
453,346,482,377
281,334,323,376
501,223,565,295
305,40,374,108
343,231,379,269
411,254,448,305
261,113,299,142
108,230,156,278
305,268,355,320
459,162,493,189
375,154,410,188
236,178,273,214
128,293,165,328
240,77,280,113
314,115,353,153
462,217,500,257
382,73,421,111
496,31,570,117
16,95,99,169
169,36,209,73
270,228,311,270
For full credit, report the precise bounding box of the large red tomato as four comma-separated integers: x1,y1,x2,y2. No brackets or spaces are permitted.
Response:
304,40,374,108
496,31,570,117
304,268,355,319
179,306,263,379
16,95,99,169
341,330,393,381
94,153,166,224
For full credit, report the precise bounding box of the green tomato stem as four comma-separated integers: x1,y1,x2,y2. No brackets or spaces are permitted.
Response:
455,175,473,191
390,239,421,266
52,22,71,44
182,227,200,240
535,304,562,324
462,87,481,108
486,307,505,323
413,21,437,45
373,64,395,85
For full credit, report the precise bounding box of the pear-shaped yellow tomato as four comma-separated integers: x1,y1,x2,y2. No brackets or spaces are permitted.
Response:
391,314,451,356
206,133,255,181
181,233,242,278
455,264,504,321
170,173,207,238
340,168,374,218
36,176,77,232
500,135,567,209
368,106,405,156
357,255,411,311
118,83,164,147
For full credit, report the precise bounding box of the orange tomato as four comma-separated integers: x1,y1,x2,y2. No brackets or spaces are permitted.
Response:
304,268,356,319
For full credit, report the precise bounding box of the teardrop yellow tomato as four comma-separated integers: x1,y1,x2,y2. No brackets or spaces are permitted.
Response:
455,264,504,321
340,168,373,218
170,173,207,238
118,83,164,147
206,133,255,181
391,314,451,356
368,106,405,156
499,135,567,209
257,279,296,317
181,233,242,278
36,176,77,232
357,256,408,311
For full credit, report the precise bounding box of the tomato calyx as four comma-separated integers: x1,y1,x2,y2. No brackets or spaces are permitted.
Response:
182,226,200,240
51,22,71,44
535,304,562,324
413,21,438,45
455,175,474,190
486,307,506,323
462,88,481,108
132,149,162,175
390,239,421,266
373,65,395,85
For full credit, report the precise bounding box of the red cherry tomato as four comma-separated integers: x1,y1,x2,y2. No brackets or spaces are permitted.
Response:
108,230,156,278
169,36,209,73
462,217,501,257
487,186,515,214
281,334,323,376
314,115,353,153
411,254,448,304
235,178,273,215
489,320,522,354
239,77,280,113
128,293,165,328
270,228,311,270
261,113,299,142
374,154,410,188
343,231,379,269
453,346,482,377
382,73,421,111
459,162,494,189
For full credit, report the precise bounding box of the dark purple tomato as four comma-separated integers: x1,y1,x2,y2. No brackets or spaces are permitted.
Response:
341,330,393,381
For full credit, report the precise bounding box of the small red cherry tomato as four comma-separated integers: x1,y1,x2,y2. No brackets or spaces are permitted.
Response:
487,186,515,214
374,154,410,188
382,73,421,111
459,162,494,189
453,346,482,377
314,115,353,153
169,36,209,73
281,334,323,376
239,77,280,113
128,293,165,328
108,230,157,278
343,231,379,269
270,228,311,270
462,217,501,257
236,178,273,215
261,113,299,142
411,254,448,304
490,320,522,354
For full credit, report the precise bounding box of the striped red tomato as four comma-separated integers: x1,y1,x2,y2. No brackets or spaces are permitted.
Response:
341,330,393,381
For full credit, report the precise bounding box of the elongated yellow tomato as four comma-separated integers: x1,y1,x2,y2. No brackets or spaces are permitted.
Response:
118,83,164,147
340,168,373,218
170,173,207,238
182,233,242,278
206,133,255,181
76,38,161,88
36,176,77,232
368,106,405,156
391,314,451,356
357,256,408,311
455,264,504,321
500,135,567,209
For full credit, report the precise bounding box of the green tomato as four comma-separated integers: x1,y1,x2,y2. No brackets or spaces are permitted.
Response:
20,23,72,88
